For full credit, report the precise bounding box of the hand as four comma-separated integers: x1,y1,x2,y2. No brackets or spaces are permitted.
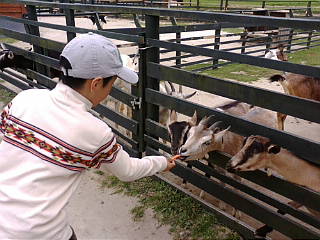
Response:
163,157,176,172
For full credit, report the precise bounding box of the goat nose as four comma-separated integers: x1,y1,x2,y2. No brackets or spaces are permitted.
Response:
179,148,187,154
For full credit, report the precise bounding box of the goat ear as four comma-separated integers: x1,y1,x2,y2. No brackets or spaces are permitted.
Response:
169,110,177,123
189,110,197,126
214,126,230,144
267,145,281,154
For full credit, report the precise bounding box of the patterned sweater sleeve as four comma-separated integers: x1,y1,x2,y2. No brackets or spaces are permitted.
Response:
92,128,168,182
0,102,12,136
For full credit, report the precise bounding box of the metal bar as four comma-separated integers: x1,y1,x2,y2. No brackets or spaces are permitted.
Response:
0,16,142,43
148,39,320,78
4,1,320,30
64,0,77,41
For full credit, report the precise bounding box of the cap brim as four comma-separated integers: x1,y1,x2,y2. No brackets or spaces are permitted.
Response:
117,66,139,84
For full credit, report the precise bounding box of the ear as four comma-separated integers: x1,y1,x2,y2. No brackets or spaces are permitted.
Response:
268,145,281,154
214,126,230,144
169,110,177,123
90,77,103,91
189,110,197,126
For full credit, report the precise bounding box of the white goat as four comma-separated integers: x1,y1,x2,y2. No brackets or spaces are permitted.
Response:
226,135,320,218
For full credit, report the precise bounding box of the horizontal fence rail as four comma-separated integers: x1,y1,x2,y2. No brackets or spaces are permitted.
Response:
0,1,319,239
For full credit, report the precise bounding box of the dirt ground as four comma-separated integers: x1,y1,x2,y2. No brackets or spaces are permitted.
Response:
3,15,320,239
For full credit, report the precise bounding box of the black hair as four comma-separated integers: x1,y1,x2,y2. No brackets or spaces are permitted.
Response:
59,55,114,90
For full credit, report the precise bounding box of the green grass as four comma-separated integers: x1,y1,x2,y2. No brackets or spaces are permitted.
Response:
0,87,16,105
185,61,281,82
289,45,320,66
0,37,18,45
185,45,320,83
100,174,240,240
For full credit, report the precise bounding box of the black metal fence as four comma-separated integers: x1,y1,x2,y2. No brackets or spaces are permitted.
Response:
0,1,319,239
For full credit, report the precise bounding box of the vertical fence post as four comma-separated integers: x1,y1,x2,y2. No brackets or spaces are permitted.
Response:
240,31,247,54
307,30,313,49
196,0,200,11
63,0,76,42
213,26,221,69
262,1,266,8
131,33,147,156
145,15,160,128
220,0,224,10
306,1,313,17
265,33,272,54
25,5,46,76
287,29,294,53
224,0,229,10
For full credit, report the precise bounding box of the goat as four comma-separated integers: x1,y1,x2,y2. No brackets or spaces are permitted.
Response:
226,135,320,219
264,44,288,61
270,73,320,130
178,107,276,161
167,101,254,155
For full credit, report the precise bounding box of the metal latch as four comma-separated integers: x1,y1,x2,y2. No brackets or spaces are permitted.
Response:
130,97,142,110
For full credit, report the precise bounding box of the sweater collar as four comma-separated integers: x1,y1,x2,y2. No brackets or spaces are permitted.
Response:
51,81,93,111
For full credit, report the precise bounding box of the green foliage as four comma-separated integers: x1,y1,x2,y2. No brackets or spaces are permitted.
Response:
100,175,239,240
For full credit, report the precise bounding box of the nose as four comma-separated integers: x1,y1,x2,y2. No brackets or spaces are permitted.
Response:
179,147,187,155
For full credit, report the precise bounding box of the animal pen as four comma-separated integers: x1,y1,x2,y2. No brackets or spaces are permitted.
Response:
0,0,319,239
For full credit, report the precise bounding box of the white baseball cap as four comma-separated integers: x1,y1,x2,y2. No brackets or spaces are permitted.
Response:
60,32,138,84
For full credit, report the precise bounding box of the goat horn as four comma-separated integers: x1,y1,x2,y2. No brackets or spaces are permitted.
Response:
164,82,172,95
208,121,225,131
168,81,175,92
0,43,8,50
183,91,197,99
199,115,215,128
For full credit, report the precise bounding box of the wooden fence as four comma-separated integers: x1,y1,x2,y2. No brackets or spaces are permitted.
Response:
0,1,319,239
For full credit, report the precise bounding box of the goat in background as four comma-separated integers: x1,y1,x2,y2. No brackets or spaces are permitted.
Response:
265,43,320,130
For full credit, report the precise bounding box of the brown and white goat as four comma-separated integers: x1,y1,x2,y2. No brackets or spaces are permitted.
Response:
270,73,320,130
167,101,254,155
264,44,288,62
178,107,276,161
226,135,320,217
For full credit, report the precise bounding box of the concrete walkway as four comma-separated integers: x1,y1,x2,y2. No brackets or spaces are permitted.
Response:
67,171,172,240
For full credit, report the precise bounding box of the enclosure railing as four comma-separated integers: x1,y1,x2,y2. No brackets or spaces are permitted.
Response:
0,1,319,238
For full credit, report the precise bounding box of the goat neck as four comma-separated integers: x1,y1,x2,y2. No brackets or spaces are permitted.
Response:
268,149,320,192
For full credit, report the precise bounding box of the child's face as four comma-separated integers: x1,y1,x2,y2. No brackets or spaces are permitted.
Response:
90,76,117,107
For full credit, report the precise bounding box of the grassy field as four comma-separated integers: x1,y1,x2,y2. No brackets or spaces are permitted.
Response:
185,45,320,83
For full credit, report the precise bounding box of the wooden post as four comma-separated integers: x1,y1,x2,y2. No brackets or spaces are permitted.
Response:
213,26,221,69
306,1,313,17
307,31,313,49
25,5,46,77
220,0,224,10
196,0,200,11
64,0,76,42
240,31,247,54
224,0,229,10
145,15,160,124
131,33,147,156
287,29,294,53
265,33,272,54
176,32,181,66
262,1,266,8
